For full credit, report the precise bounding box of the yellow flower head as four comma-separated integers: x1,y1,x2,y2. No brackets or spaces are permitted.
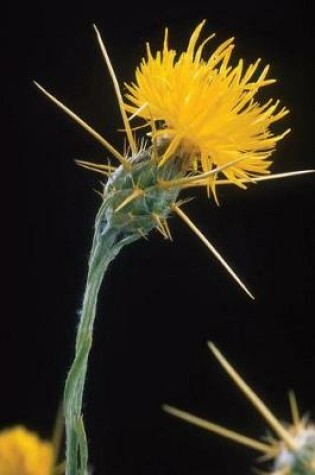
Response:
34,23,313,299
125,21,290,187
0,426,53,475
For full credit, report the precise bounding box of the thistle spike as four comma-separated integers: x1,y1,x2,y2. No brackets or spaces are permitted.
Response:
288,391,300,428
76,159,116,172
162,218,173,241
207,342,298,452
75,160,111,176
128,102,149,121
152,213,169,239
114,188,144,212
172,204,254,299
93,24,138,155
34,81,131,169
163,404,272,454
214,169,315,186
160,155,253,189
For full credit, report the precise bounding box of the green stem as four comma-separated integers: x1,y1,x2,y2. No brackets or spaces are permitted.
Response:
63,206,139,475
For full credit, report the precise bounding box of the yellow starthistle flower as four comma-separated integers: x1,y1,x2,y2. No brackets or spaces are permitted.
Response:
0,426,53,475
34,23,313,300
34,22,314,474
125,21,290,192
164,343,315,475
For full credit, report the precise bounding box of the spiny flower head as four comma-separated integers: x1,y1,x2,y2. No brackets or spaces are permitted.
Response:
34,23,313,300
273,422,315,474
164,343,315,475
125,21,290,189
0,426,53,475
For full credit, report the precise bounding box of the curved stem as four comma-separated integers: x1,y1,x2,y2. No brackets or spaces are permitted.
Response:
63,210,138,475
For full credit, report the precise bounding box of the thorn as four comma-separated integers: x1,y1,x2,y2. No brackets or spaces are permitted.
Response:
93,25,137,155
128,102,148,121
76,160,111,176
175,197,195,207
215,169,315,186
34,81,131,170
163,405,271,454
172,204,255,299
152,213,169,239
93,188,104,198
75,159,116,171
114,188,143,212
207,342,298,453
156,226,168,239
163,218,173,241
160,155,249,189
209,181,220,206
288,391,300,428
256,449,279,463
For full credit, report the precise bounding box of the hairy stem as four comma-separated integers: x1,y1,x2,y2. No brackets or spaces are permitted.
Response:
63,206,138,475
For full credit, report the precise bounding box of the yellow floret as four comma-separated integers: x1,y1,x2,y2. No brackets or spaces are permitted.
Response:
125,21,289,188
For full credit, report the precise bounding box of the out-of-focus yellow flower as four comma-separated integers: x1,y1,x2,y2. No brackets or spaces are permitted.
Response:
0,426,53,475
125,21,290,188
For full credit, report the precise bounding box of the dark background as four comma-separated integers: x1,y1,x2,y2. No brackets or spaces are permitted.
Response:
5,1,315,474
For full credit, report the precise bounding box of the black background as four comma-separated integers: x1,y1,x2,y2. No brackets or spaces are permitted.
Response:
5,1,315,474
